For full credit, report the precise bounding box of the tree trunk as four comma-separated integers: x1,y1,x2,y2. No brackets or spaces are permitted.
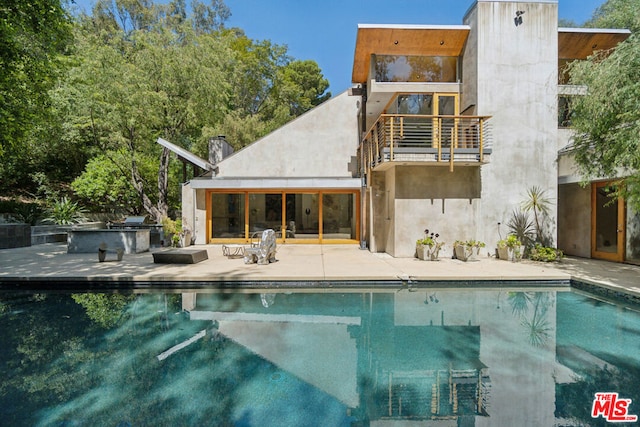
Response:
157,146,170,220
130,156,166,223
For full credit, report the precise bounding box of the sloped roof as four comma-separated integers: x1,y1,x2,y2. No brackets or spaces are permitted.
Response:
157,137,214,171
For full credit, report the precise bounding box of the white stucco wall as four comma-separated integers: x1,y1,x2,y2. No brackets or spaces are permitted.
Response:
470,1,559,248
384,166,482,258
216,91,359,178
183,91,361,244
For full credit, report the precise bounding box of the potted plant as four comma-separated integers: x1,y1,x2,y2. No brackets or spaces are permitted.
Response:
162,217,185,247
454,239,485,261
180,220,192,248
416,229,444,261
497,234,523,261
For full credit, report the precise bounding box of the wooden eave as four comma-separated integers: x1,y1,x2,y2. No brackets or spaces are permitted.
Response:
351,24,470,84
558,28,631,59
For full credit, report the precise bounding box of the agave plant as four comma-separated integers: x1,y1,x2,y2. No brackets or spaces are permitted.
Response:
44,197,87,225
507,208,536,252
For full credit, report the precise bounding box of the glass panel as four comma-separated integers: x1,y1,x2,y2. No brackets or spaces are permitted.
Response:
211,193,245,238
322,193,356,239
438,95,456,148
375,55,458,82
396,95,434,147
595,186,618,253
397,94,433,115
287,193,319,240
249,193,282,238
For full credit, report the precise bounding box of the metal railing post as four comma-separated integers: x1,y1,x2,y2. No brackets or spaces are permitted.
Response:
389,116,394,161
479,118,484,163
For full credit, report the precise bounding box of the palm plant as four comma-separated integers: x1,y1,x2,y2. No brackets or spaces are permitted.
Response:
521,186,553,244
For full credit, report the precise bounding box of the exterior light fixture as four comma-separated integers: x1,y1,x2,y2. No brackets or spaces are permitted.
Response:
440,40,445,45
514,10,525,26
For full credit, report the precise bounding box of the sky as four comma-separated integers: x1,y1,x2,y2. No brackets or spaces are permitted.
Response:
73,0,607,93
225,0,606,93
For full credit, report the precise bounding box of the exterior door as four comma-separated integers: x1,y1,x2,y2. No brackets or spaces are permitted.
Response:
591,182,625,262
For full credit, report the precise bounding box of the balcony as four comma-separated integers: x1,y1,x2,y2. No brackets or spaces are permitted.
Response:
359,114,492,174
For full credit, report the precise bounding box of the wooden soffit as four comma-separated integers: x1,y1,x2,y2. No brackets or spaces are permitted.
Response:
558,28,631,59
352,24,470,84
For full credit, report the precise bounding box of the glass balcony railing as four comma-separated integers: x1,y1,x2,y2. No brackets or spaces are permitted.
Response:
358,114,492,174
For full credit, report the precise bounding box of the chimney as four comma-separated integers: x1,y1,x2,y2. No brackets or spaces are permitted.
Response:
208,135,234,165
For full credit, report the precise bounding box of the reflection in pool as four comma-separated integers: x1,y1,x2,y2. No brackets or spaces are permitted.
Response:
1,287,639,426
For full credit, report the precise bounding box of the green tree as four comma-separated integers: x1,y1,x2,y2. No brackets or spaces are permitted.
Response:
56,0,232,221
219,31,330,148
567,0,640,211
585,0,640,31
0,0,74,190
277,59,331,117
26,0,330,219
71,151,147,214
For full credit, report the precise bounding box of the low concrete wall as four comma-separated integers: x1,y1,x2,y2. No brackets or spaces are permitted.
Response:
31,225,69,245
67,229,150,254
107,223,164,247
0,223,31,249
31,222,106,245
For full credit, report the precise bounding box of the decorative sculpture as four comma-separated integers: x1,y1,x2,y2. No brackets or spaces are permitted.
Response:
243,229,277,265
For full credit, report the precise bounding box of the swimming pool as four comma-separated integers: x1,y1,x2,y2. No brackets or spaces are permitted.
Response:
1,285,639,426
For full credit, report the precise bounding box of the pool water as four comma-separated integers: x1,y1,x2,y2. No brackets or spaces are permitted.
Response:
1,287,639,426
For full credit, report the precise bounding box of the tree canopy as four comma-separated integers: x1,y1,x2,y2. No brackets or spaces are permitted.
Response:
1,0,330,222
0,0,73,188
567,0,640,211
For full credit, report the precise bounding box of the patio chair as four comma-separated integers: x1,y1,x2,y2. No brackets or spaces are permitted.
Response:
243,229,277,265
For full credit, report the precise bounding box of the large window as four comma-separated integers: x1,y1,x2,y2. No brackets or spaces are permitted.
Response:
210,193,245,238
208,190,359,243
387,93,459,148
375,55,458,83
322,193,356,239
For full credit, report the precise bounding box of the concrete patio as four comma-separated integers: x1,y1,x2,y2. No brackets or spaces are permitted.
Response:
0,243,638,297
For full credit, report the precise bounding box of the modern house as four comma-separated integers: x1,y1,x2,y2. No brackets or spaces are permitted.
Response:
178,0,638,263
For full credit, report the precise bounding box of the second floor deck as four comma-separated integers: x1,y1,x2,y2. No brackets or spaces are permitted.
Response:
359,114,493,174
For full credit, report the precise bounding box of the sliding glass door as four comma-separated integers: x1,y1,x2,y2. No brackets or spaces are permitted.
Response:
208,190,359,244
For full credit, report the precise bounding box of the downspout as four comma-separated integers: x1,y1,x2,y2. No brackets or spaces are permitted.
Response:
359,87,368,250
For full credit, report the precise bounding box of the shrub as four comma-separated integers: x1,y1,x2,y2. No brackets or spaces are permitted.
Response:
44,197,87,225
529,244,563,262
